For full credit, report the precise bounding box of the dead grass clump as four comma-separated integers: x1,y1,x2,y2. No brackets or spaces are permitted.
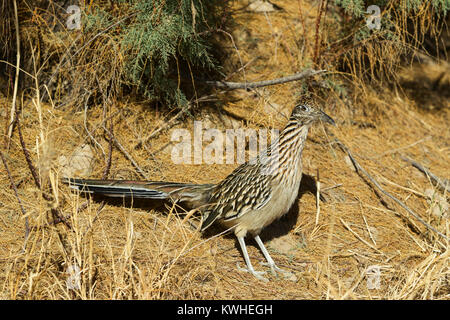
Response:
324,1,448,84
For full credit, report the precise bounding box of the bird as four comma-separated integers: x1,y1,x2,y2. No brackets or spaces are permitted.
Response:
64,102,335,281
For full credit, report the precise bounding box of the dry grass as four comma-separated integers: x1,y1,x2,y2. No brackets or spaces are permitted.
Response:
0,1,449,299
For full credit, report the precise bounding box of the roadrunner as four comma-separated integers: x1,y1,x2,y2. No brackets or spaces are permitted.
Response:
65,102,335,281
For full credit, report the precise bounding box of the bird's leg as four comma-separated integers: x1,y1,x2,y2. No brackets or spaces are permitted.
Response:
254,235,293,277
236,236,268,282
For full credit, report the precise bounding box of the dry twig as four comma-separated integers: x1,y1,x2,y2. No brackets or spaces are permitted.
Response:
339,218,383,254
0,150,30,240
204,68,326,90
401,156,449,193
313,0,326,65
315,168,321,226
103,125,149,179
336,139,449,242
15,102,71,229
7,0,21,145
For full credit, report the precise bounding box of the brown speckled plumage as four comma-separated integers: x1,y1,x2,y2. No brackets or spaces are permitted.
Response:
65,102,335,281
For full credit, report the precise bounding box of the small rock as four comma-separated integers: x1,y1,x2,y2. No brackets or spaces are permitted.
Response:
248,0,282,12
425,188,448,218
59,144,95,177
66,264,81,290
282,271,298,282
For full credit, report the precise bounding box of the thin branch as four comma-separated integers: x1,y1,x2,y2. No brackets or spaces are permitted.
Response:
339,218,384,254
322,183,342,191
204,68,326,90
16,107,71,229
223,57,257,81
7,0,21,145
84,92,106,159
0,150,30,241
16,110,41,190
336,139,449,242
97,73,115,178
217,29,247,84
82,202,106,237
401,155,449,193
359,201,377,246
102,118,113,180
315,168,321,226
313,0,326,65
103,125,149,180
371,136,431,159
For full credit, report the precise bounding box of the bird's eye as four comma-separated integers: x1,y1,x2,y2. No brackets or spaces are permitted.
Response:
299,105,309,112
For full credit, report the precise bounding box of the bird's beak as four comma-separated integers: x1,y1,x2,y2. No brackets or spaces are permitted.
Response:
319,110,336,126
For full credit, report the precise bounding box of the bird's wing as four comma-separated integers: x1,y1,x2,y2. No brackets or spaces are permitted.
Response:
200,163,272,230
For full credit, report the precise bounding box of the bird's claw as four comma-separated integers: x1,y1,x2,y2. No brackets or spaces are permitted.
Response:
236,262,268,282
259,262,294,278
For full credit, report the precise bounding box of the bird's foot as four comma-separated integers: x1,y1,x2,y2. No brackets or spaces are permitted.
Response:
236,262,268,282
260,262,296,280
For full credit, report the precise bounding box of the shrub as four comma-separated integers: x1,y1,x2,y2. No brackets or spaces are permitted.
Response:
1,0,228,109
120,0,227,107
323,0,449,83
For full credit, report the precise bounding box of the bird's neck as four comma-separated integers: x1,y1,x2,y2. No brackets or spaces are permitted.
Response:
259,121,309,177
276,120,309,161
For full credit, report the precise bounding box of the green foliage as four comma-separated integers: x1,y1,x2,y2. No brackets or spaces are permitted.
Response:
83,7,113,32
119,0,224,108
405,0,449,14
432,0,449,14
333,0,366,17
332,0,448,44
80,0,225,108
333,0,449,17
326,0,449,86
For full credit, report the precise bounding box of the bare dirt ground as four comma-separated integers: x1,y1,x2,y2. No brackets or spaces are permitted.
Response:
0,1,448,299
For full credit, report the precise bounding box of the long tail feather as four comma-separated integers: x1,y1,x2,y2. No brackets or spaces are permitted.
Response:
63,178,213,206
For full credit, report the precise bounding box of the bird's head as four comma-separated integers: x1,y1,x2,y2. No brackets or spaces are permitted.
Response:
290,101,335,127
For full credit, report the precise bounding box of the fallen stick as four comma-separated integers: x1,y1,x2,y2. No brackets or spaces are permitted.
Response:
0,150,30,241
204,68,326,90
103,125,149,180
401,156,449,193
315,169,321,226
336,139,449,242
7,0,21,144
15,109,71,229
339,218,383,254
